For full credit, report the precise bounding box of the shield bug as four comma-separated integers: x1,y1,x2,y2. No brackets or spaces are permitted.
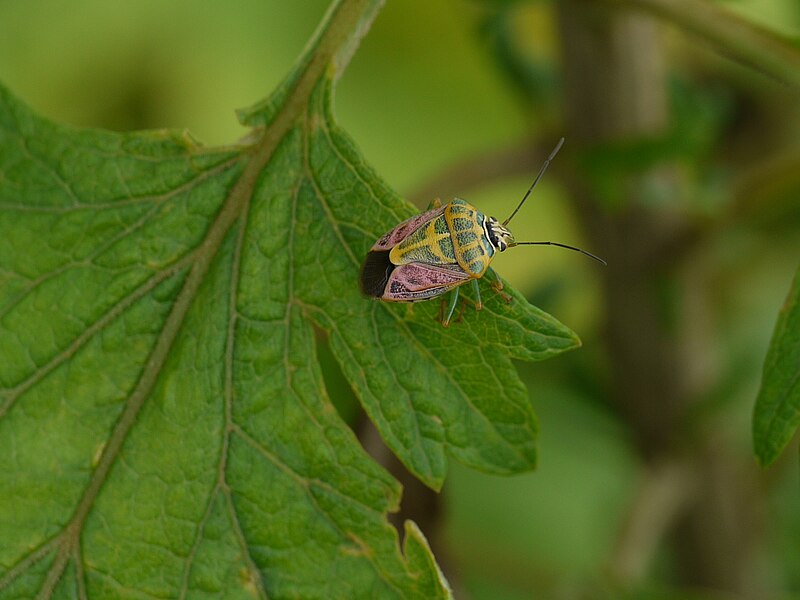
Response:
360,138,605,326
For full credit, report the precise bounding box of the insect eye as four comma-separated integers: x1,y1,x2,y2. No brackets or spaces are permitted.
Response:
498,240,507,252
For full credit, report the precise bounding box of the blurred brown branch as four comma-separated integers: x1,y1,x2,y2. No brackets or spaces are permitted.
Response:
603,0,800,89
406,137,550,208
556,1,768,596
609,459,696,583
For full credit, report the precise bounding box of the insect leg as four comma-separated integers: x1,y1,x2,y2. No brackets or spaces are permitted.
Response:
455,301,467,323
487,268,512,303
442,286,460,328
471,279,483,311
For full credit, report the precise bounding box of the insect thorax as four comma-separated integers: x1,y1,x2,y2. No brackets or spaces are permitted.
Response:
385,199,509,279
444,200,497,277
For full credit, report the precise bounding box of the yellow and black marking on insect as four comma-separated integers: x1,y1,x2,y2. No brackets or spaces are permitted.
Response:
360,138,606,326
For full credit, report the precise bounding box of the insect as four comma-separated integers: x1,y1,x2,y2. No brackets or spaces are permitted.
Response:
359,138,606,326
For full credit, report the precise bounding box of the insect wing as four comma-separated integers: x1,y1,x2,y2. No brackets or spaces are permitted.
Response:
389,213,456,267
382,262,469,302
361,204,449,298
370,205,447,251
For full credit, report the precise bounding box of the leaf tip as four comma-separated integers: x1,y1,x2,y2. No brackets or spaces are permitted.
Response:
754,444,776,468
752,417,783,467
570,330,582,349
402,520,453,598
421,473,445,493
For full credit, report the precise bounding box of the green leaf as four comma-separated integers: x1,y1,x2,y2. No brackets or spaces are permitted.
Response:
753,265,800,466
0,0,579,597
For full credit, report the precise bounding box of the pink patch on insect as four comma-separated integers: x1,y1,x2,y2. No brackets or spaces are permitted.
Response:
372,206,446,251
382,262,469,301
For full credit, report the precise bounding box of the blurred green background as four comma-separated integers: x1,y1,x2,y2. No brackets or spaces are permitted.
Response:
1,1,798,598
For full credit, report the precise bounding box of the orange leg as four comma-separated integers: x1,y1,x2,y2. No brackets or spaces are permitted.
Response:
458,281,483,313
436,298,446,323
489,272,513,303
455,300,468,323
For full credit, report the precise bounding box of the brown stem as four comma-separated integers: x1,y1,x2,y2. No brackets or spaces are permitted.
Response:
609,459,695,583
556,1,766,595
557,0,680,460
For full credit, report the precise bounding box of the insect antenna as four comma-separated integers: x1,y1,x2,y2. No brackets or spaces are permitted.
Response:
502,137,565,227
513,241,607,265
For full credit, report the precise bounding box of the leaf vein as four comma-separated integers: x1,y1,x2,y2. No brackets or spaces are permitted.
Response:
231,426,404,597
0,534,60,592
0,256,193,419
222,485,270,600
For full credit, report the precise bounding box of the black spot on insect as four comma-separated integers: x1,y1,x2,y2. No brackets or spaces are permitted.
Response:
359,250,395,297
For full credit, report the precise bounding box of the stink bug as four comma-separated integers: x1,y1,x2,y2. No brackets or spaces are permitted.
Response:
360,138,605,326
